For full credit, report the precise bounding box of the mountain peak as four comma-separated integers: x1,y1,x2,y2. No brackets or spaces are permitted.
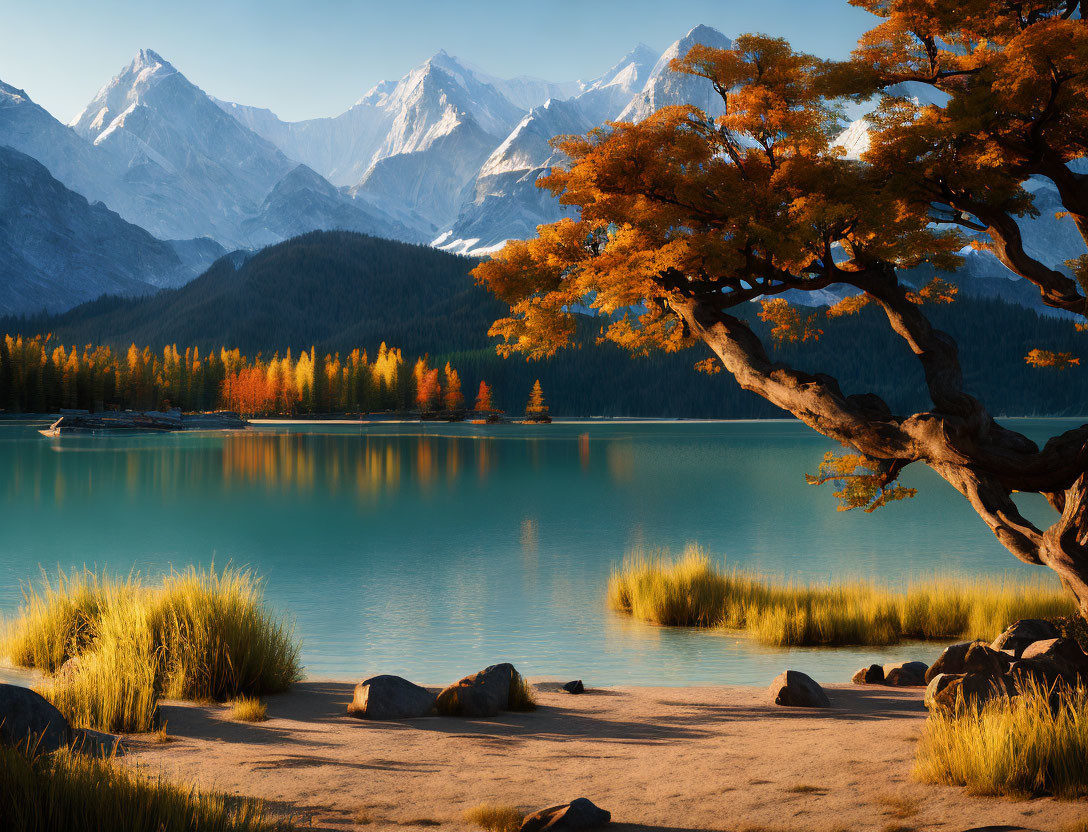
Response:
70,48,185,136
129,48,174,75
683,24,727,43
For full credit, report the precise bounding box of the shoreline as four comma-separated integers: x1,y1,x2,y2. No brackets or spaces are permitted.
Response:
7,414,1087,425
120,680,1084,832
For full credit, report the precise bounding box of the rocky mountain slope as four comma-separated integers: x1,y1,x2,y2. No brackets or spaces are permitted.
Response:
0,146,222,315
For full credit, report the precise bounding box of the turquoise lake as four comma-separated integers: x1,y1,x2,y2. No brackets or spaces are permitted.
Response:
0,419,1074,687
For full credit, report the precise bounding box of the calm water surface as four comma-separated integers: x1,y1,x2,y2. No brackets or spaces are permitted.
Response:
0,419,1073,686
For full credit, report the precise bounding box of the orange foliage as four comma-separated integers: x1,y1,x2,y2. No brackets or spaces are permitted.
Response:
473,34,961,362
475,380,495,412
758,299,824,343
526,380,548,416
221,366,276,416
805,450,917,513
1025,349,1081,369
826,294,870,317
416,368,441,410
443,362,464,411
906,276,959,306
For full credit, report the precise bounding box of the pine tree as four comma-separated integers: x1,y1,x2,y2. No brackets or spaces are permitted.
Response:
526,380,548,419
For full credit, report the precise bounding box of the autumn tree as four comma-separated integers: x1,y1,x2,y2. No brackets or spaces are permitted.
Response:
443,362,464,411
416,368,441,411
475,380,495,413
525,380,549,419
221,365,275,416
474,17,1088,617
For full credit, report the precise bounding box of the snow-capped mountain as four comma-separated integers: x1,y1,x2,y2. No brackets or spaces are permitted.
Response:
8,25,1079,320
618,25,733,123
213,31,727,252
433,36,703,255
0,146,222,315
69,49,296,247
216,51,528,234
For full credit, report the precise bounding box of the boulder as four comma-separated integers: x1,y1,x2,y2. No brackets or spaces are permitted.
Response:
962,643,1012,676
991,619,1060,658
925,641,987,683
346,675,436,720
923,673,963,710
0,683,71,754
562,680,585,695
519,798,611,832
1020,637,1088,678
882,661,928,686
851,664,884,685
72,728,122,757
1008,657,1065,690
930,672,1013,712
769,670,830,708
436,663,517,718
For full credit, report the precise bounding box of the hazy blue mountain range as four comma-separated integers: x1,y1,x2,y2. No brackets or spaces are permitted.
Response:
0,145,223,315
1,26,1084,317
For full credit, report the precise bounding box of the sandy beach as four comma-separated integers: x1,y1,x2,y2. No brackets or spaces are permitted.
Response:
122,681,1086,832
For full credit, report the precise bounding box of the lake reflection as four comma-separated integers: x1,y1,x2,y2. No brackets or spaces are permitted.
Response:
0,419,1073,685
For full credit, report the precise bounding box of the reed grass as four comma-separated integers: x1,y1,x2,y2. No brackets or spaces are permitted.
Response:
0,743,291,832
607,545,1072,647
2,569,138,673
508,671,537,712
2,565,301,733
913,679,1088,798
463,804,526,832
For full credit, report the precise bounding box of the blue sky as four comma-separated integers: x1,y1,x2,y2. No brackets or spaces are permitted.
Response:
1,0,878,123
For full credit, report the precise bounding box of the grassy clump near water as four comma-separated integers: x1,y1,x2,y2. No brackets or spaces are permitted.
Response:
914,679,1088,798
607,546,1072,647
2,566,301,733
0,743,291,832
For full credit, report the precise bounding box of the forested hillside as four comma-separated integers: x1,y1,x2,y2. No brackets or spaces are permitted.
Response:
3,231,1086,418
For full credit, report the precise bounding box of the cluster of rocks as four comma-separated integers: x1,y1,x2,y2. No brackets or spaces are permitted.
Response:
849,619,1088,711
851,660,929,687
347,662,531,720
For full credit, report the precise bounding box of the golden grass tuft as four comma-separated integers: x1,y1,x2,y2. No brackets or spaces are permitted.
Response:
229,697,268,723
508,672,537,712
462,804,525,832
876,794,919,819
3,565,301,733
913,679,1088,798
607,545,1071,647
0,743,291,832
